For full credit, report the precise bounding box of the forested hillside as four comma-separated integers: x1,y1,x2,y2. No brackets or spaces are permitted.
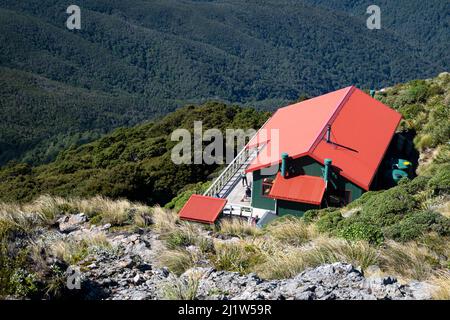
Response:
1,0,448,165
0,103,269,204
0,67,174,165
0,73,448,207
304,0,450,63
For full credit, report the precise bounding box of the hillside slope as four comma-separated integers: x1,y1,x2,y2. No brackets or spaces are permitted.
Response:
0,73,448,207
1,0,448,165
0,102,269,204
0,66,172,165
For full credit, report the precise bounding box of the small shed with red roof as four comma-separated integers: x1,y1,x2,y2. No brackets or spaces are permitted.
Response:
178,195,227,224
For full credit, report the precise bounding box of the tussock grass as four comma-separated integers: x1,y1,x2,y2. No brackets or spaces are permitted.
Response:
255,236,379,279
380,241,438,281
436,199,450,218
161,271,202,300
255,245,308,279
23,195,71,222
164,222,201,249
152,206,179,234
0,205,46,237
212,240,264,274
431,271,450,300
69,196,150,226
158,249,198,276
20,195,151,227
265,217,318,246
50,233,111,265
217,218,261,238
305,237,379,270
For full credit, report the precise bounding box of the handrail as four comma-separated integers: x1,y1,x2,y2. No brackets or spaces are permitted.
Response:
203,118,271,198
223,203,253,218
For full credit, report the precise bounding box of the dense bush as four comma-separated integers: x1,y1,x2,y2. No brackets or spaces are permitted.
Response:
1,1,448,165
338,220,384,245
383,211,450,242
0,102,269,205
309,163,450,244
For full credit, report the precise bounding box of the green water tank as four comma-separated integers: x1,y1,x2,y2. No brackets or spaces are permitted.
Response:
396,159,412,170
392,169,408,183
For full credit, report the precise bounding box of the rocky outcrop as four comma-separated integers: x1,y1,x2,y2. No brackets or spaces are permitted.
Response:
76,232,432,300
35,218,434,300
190,263,430,300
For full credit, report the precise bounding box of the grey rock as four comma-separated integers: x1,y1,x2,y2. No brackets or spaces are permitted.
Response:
58,213,87,233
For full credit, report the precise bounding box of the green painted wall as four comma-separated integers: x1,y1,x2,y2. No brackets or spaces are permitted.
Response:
250,155,365,211
251,170,276,211
277,200,318,217
344,179,364,202
287,156,324,177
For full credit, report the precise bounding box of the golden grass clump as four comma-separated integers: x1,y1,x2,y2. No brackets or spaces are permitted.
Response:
379,240,438,281
72,196,150,226
255,245,308,279
430,271,450,300
305,237,379,271
265,216,318,246
50,233,111,265
254,236,379,280
161,270,202,300
152,206,179,234
217,218,262,238
158,249,199,276
211,240,264,274
0,203,46,237
21,195,152,227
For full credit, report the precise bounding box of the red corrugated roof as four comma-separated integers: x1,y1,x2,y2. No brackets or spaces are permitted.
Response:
311,88,402,190
268,173,325,205
179,195,227,224
246,86,352,170
246,86,402,190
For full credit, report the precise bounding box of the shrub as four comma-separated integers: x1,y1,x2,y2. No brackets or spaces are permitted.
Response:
303,207,336,223
427,164,450,195
316,210,343,233
359,187,416,226
383,211,450,242
404,176,431,194
338,221,384,245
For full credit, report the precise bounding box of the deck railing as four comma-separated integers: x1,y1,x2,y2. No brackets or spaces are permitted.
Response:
203,119,270,198
203,144,252,197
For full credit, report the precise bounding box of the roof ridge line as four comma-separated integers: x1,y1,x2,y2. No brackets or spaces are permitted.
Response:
307,86,356,156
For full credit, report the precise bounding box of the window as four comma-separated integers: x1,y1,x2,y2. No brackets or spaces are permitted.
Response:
262,177,274,197
344,190,352,204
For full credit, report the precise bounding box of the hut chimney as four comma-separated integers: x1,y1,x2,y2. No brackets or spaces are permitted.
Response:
323,158,332,187
326,125,332,143
281,152,289,177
